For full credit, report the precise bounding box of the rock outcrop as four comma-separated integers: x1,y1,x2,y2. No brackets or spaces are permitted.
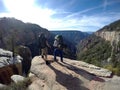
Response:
95,30,120,61
0,48,22,68
11,75,25,83
95,19,120,45
28,55,120,90
0,48,22,84
95,31,120,45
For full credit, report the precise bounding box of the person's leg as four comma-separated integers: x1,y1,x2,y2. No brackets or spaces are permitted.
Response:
42,47,50,65
44,47,48,60
59,49,63,62
25,66,29,77
22,61,26,76
25,65,30,76
54,48,58,61
41,48,44,58
39,49,41,55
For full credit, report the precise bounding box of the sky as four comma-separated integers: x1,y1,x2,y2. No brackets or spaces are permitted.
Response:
0,0,120,32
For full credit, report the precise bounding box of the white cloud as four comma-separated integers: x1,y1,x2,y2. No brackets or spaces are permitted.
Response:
0,0,120,32
103,0,120,11
50,12,120,31
1,0,56,29
103,0,108,11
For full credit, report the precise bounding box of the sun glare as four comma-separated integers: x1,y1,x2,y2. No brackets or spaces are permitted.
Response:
3,0,35,13
2,0,55,29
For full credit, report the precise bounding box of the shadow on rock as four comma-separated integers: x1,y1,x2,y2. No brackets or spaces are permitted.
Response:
56,61,105,82
48,64,89,90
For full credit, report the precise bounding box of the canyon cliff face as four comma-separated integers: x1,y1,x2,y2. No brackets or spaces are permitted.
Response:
95,20,120,45
94,21,120,62
77,20,120,76
0,17,50,57
95,31,120,45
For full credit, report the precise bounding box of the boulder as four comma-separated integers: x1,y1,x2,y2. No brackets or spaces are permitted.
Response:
0,83,7,88
0,48,22,68
0,48,22,84
11,75,25,83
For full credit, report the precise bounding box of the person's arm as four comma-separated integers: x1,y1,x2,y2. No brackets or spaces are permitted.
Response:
46,40,51,48
53,40,58,47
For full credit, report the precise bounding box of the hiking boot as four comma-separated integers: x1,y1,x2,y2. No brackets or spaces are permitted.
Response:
54,59,58,62
61,60,63,62
41,55,44,58
46,61,50,65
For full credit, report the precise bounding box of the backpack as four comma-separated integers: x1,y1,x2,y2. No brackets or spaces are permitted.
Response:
53,35,64,49
38,33,47,48
55,35,63,43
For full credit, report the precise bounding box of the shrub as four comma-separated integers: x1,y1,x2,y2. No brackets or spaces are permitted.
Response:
104,65,120,76
0,77,31,90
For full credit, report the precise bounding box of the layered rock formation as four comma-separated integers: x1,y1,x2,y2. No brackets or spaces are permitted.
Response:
95,31,120,45
28,55,120,90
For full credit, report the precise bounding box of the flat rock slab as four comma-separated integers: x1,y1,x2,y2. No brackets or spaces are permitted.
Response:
28,55,120,90
63,58,112,77
40,55,112,77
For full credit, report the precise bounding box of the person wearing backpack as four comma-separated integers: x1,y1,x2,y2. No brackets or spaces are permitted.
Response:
18,45,32,77
38,33,51,63
53,35,64,62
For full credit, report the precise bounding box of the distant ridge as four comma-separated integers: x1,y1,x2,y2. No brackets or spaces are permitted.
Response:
51,30,90,45
0,17,49,56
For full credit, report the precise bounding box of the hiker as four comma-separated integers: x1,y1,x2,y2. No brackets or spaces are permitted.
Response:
18,45,32,77
53,35,64,62
38,33,51,60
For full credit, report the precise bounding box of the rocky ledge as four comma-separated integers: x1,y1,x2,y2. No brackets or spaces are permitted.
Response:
28,55,120,90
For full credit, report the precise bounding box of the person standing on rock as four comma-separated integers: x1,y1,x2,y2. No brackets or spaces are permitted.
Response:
38,33,51,64
18,45,32,77
53,35,65,62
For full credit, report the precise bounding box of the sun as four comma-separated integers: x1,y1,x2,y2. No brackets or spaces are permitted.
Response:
3,0,35,13
2,0,56,29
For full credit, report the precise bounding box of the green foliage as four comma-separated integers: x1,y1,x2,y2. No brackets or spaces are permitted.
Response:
104,64,120,76
109,20,120,31
63,48,76,59
113,68,120,76
99,20,120,31
118,41,120,47
77,35,112,67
